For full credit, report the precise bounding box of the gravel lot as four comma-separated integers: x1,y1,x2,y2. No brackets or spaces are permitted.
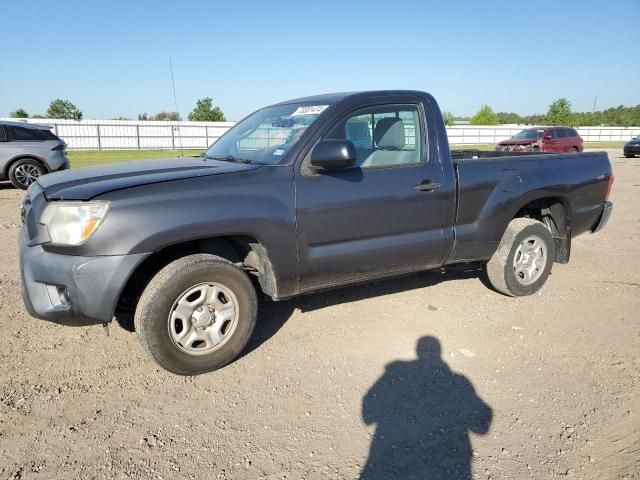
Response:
0,149,638,479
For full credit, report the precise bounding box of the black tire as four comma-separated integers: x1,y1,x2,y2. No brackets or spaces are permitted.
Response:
8,158,45,190
625,154,633,158
569,147,579,153
134,254,258,375
485,218,555,297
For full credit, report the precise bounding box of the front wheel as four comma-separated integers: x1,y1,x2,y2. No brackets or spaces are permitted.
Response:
135,254,258,375
485,218,555,297
569,147,579,153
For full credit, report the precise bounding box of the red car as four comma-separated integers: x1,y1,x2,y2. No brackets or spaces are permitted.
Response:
496,127,583,153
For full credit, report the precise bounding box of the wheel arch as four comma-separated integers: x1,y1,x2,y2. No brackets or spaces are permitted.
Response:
116,235,278,319
513,196,571,263
4,155,49,179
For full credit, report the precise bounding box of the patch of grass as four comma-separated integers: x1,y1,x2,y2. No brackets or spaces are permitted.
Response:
450,144,495,151
68,149,201,168
67,142,626,168
583,141,626,149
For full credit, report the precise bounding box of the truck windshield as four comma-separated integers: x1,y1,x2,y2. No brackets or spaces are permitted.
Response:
512,129,544,140
203,103,330,165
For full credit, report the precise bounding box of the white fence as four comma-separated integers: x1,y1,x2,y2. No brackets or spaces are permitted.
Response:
2,118,639,150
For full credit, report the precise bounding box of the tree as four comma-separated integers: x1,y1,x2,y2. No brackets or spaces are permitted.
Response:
470,104,498,125
522,114,546,125
10,109,29,118
546,98,573,126
442,111,455,127
138,112,150,121
152,111,181,121
31,114,47,119
496,112,524,124
47,99,82,120
188,97,226,122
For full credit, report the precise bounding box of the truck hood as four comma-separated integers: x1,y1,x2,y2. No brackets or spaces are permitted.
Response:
37,157,261,200
498,139,540,146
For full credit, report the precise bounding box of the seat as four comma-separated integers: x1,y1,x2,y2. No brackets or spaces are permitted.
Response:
361,117,415,167
345,121,371,148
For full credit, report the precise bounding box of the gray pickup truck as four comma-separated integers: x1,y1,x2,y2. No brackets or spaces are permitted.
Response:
19,91,613,375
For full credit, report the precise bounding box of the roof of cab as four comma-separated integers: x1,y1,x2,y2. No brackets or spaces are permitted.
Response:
270,90,429,107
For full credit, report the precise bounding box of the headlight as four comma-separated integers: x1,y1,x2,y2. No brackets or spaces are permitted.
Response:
40,201,110,246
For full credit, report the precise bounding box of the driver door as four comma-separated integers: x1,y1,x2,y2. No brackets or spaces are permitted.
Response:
294,102,452,291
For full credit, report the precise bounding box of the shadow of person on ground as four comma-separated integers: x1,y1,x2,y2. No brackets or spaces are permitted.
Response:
360,336,492,480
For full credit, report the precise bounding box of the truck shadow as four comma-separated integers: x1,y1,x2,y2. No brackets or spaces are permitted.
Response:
360,336,492,479
244,266,488,358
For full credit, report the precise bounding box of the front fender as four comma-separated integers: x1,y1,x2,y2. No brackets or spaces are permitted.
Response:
63,167,299,297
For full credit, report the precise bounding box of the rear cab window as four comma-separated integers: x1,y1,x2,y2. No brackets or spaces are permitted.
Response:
0,126,6,142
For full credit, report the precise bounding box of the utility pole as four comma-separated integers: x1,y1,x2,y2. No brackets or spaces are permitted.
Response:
592,95,598,114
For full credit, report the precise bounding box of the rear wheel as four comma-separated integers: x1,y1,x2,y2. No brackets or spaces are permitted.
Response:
9,159,45,189
134,254,258,375
569,147,579,153
485,218,555,297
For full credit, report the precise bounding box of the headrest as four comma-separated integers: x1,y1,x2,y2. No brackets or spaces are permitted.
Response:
345,121,371,145
373,118,405,150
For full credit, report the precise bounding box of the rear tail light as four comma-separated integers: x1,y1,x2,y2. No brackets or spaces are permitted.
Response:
52,143,66,151
605,173,614,201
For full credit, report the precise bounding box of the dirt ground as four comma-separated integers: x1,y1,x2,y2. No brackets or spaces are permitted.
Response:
0,149,638,480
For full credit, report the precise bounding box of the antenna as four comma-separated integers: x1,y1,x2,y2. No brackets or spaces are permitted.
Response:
169,58,184,157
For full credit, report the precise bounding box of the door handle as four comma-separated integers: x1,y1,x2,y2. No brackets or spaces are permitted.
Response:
414,180,442,191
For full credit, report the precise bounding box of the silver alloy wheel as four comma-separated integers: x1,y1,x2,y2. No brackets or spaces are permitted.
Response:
168,282,239,356
513,235,546,285
14,164,42,186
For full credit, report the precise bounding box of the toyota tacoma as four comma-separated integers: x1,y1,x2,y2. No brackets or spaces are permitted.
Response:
19,91,613,375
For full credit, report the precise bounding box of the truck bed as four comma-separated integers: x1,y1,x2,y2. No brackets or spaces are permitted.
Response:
446,150,612,264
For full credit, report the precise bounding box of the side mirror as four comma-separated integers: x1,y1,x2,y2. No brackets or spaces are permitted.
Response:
310,140,356,170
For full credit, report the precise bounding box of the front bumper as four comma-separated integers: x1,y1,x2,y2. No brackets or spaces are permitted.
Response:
19,229,148,324
592,201,613,233
496,144,537,153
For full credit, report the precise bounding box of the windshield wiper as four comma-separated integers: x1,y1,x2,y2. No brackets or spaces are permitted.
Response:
209,155,252,164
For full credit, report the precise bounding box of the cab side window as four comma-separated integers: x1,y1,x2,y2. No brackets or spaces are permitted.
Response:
0,126,6,142
325,104,423,169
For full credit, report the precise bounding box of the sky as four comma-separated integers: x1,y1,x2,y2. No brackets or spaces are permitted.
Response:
1,0,639,121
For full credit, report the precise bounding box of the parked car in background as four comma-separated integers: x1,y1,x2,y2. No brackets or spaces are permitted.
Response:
496,127,583,153
0,121,69,189
623,136,640,158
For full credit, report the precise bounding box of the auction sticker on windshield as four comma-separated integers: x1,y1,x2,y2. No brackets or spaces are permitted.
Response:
290,105,329,116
